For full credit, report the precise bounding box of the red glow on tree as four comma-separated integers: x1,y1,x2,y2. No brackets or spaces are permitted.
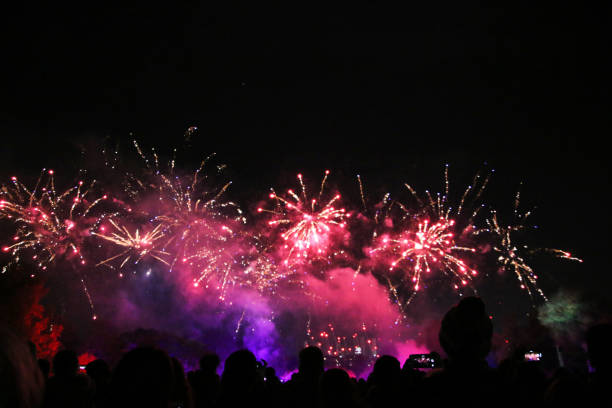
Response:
22,284,64,360
0,282,64,360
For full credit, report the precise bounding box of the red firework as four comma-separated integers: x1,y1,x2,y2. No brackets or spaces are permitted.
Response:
258,172,348,266
376,217,477,291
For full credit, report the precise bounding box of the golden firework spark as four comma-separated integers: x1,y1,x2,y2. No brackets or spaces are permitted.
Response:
486,188,582,300
94,219,170,268
1,170,107,270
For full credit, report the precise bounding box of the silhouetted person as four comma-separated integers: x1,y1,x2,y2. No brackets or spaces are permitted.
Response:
319,368,358,408
188,353,220,408
401,356,427,390
110,347,174,408
44,350,94,408
262,366,283,407
217,349,263,407
85,359,110,382
264,366,281,388
585,323,612,403
423,296,500,406
286,346,325,408
38,359,50,381
170,357,193,408
0,326,45,408
366,355,402,407
513,360,548,405
544,366,586,406
356,377,368,400
85,359,111,408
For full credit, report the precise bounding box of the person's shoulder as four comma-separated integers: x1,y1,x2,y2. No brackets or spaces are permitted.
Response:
420,368,451,390
74,373,94,389
423,368,448,381
285,372,302,384
425,368,445,378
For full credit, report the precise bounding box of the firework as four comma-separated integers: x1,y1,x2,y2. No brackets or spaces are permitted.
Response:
486,188,582,300
93,219,170,269
369,165,487,293
127,140,242,223
234,252,289,294
154,181,243,289
376,218,478,292
403,164,491,222
259,171,349,267
155,188,242,296
119,141,249,289
188,242,293,301
308,322,379,359
0,170,108,271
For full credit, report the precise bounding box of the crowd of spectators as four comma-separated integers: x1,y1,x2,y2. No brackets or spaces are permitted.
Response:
1,297,610,407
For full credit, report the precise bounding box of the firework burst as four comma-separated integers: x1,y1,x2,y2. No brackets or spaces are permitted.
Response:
119,141,248,288
127,140,243,225
93,219,170,269
0,170,108,271
369,165,489,294
234,252,289,294
485,188,582,300
188,240,294,301
403,164,491,223
258,171,349,267
376,218,478,292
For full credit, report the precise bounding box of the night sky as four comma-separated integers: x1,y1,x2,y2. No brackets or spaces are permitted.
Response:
2,4,609,299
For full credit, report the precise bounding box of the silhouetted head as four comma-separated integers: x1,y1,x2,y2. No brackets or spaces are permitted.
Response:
319,368,354,407
439,297,492,362
221,349,257,388
298,346,324,376
86,359,110,382
52,350,79,378
38,358,50,379
371,355,401,383
199,353,220,373
265,366,276,379
586,323,612,372
111,347,174,408
374,355,400,374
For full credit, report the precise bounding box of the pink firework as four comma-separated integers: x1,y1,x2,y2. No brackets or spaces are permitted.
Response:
376,218,477,291
258,171,348,266
369,165,487,294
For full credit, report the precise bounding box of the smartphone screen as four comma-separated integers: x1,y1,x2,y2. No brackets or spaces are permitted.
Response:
524,351,542,362
409,353,437,368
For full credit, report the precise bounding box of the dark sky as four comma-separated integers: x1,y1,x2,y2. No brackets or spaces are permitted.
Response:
1,4,609,296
